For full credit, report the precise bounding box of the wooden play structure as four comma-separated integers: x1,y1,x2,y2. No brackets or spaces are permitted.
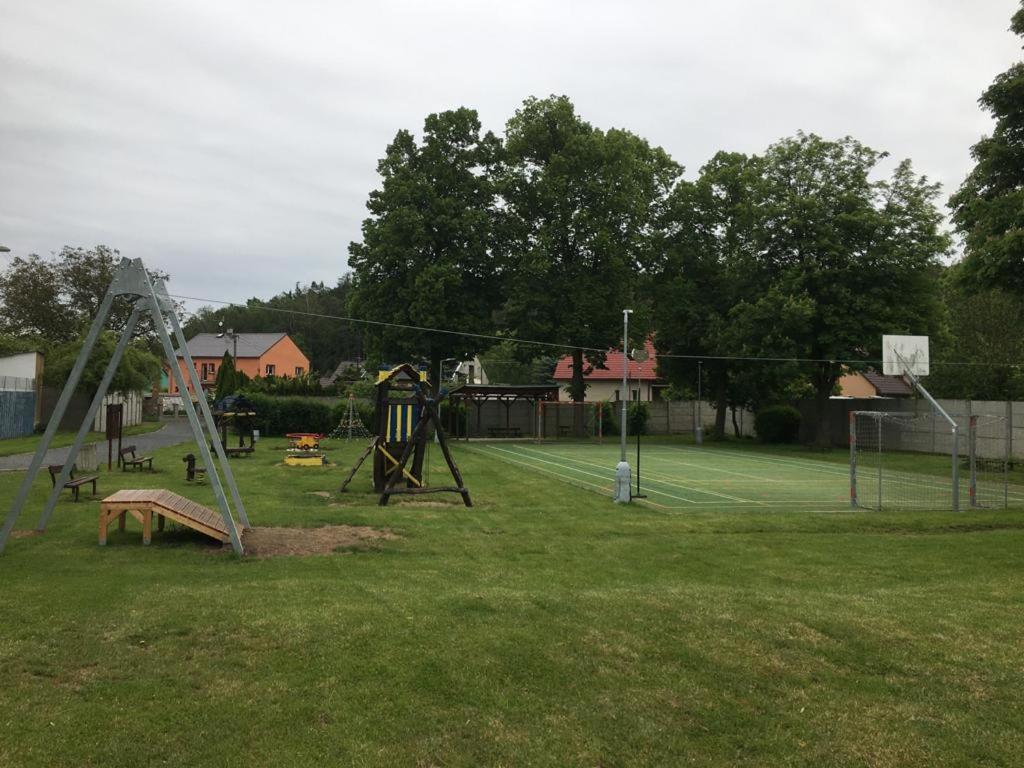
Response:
213,396,257,458
98,489,231,546
340,364,472,506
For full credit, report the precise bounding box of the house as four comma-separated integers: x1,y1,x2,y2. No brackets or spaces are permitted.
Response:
319,359,364,389
453,356,488,386
837,370,913,398
167,333,311,396
552,340,663,402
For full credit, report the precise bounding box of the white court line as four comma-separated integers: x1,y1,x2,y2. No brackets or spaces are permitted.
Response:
658,444,852,477
487,445,703,505
517,445,763,504
641,453,788,483
463,445,615,497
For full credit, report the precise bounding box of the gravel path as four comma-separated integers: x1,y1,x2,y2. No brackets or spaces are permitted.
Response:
0,418,198,472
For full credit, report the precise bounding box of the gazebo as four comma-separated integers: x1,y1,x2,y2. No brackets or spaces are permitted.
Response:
447,383,560,439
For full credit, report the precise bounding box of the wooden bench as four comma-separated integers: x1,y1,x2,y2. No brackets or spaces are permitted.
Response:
214,443,255,458
487,426,522,438
119,445,153,471
47,464,99,502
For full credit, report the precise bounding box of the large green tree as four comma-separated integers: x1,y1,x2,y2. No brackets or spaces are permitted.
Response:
0,245,171,344
949,3,1024,293
650,151,769,437
500,95,680,402
347,108,502,389
758,133,948,445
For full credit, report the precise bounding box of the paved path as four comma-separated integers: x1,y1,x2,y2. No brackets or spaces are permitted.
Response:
0,418,198,472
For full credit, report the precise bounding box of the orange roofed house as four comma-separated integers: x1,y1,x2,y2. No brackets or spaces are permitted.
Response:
167,333,311,396
552,340,664,402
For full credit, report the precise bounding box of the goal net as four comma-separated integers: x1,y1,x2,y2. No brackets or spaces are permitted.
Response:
850,410,1012,511
537,401,604,441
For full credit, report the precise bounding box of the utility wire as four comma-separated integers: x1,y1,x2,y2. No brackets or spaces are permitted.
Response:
168,292,1024,369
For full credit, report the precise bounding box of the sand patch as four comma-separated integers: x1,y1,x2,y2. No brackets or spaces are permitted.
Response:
306,491,332,498
10,530,42,539
238,525,399,557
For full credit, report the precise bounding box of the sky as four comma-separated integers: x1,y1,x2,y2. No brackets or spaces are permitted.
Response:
1,0,1021,313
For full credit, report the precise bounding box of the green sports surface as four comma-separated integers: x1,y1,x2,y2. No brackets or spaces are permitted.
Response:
474,439,1024,512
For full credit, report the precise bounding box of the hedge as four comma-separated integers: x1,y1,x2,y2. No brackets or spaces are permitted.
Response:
754,405,801,443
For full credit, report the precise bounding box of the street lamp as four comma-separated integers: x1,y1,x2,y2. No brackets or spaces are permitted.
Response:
216,321,239,361
0,245,10,253
614,309,633,503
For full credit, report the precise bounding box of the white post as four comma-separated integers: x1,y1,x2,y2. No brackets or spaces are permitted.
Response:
614,309,632,503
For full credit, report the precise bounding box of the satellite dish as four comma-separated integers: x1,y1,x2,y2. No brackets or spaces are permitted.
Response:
630,347,649,363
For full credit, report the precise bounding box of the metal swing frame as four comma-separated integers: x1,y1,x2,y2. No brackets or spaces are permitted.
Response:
0,258,250,555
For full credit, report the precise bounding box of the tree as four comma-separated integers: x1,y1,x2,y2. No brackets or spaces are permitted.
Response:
347,108,503,391
757,133,948,445
184,277,362,375
43,332,162,395
949,3,1024,293
0,245,172,344
927,276,1024,400
213,352,238,402
499,95,680,402
650,152,769,438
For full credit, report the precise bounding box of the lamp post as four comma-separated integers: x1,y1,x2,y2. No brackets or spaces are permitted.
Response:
614,309,633,503
0,245,10,253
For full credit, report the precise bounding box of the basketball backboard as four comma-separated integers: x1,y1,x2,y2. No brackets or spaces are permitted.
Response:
882,335,929,377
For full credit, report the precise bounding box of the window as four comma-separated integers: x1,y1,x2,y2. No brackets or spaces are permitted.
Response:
295,366,304,376
632,389,640,402
265,364,276,376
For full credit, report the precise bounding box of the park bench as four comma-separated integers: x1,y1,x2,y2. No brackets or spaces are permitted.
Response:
487,426,522,438
47,464,99,502
119,445,153,471
213,442,255,458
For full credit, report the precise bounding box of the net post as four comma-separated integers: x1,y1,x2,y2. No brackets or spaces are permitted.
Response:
951,424,960,513
876,413,883,511
969,414,978,508
849,411,857,508
1006,400,1012,510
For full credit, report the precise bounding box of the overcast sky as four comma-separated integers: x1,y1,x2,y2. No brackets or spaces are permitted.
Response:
1,0,1021,312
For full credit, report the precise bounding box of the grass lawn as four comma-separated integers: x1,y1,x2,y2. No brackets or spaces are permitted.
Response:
1,435,1023,766
0,421,164,458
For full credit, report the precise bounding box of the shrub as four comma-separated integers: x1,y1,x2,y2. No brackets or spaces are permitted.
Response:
242,392,334,435
754,405,801,443
628,402,650,436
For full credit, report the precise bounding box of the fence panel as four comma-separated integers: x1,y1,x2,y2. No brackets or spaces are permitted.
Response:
0,391,36,438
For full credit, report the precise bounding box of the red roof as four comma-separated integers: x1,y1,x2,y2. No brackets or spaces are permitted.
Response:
553,339,659,381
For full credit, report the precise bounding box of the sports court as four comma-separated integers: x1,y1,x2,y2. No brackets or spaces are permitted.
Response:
476,440,1024,512
476,441,856,511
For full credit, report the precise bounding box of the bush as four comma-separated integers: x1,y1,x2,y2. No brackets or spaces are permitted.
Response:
628,402,649,436
754,405,801,443
242,392,335,435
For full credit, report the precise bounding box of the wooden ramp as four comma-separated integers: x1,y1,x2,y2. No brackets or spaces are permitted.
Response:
99,489,231,546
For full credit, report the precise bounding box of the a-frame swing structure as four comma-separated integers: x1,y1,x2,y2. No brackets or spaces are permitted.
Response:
0,258,250,555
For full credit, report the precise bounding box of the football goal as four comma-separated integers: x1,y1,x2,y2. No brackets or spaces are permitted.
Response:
537,401,604,441
850,409,1012,511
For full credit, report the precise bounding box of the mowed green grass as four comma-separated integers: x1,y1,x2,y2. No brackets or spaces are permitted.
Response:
1,435,1023,767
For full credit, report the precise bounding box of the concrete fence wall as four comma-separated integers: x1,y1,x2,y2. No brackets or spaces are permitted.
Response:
807,397,1023,458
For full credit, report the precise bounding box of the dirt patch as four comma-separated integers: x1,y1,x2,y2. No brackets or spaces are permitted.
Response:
306,491,332,498
10,530,42,539
238,525,399,558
